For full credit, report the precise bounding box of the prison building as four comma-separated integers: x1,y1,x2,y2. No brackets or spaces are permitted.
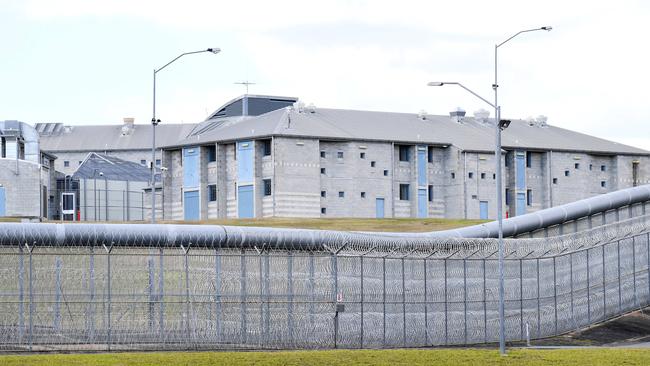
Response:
36,119,197,176
0,120,57,219
160,104,650,220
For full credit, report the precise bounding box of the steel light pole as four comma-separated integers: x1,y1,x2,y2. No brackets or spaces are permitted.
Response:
151,48,221,223
429,25,551,355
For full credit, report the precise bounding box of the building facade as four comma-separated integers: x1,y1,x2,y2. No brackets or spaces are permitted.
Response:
160,104,650,221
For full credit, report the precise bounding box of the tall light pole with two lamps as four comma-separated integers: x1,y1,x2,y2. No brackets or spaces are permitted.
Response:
428,26,551,355
151,48,221,223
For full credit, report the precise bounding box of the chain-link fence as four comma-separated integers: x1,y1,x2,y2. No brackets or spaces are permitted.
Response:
0,216,649,351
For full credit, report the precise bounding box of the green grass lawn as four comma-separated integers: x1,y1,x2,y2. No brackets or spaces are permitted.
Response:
161,217,487,232
1,348,649,366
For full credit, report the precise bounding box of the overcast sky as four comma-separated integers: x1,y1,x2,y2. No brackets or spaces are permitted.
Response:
1,0,649,149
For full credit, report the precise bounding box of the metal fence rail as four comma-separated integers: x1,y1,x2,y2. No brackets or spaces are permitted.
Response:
0,215,649,351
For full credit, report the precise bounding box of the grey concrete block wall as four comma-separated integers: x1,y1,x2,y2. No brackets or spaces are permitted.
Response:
0,159,41,217
273,137,320,217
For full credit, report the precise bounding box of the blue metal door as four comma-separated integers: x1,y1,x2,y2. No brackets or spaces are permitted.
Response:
417,146,427,186
417,188,427,218
237,141,254,183
479,201,488,219
516,192,526,216
0,187,5,216
376,198,385,218
516,151,526,190
183,190,200,221
238,184,254,218
183,147,199,188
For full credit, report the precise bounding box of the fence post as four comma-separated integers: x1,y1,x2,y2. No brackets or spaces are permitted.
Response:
158,247,165,344
382,257,386,348
553,256,557,335
148,258,154,333
89,246,95,342
536,258,541,338
570,253,575,330
519,259,524,341
463,259,467,345
54,257,62,332
18,245,24,345
617,240,622,313
287,251,294,347
183,244,191,347
586,248,591,325
308,253,315,339
104,243,113,351
360,255,364,349
333,253,338,349
27,243,34,351
444,258,448,345
401,257,406,348
633,236,637,308
258,249,264,346
602,244,606,320
424,258,428,346
240,248,247,345
483,259,487,343
214,248,222,343
647,233,650,306
264,252,270,345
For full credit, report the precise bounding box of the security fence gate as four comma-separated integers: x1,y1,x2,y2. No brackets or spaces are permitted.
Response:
0,216,649,351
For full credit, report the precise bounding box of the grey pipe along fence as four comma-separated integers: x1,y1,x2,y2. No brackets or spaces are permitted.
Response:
0,185,650,351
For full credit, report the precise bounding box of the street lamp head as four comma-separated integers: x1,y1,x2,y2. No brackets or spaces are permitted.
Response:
498,119,512,130
427,82,444,87
541,26,552,31
207,48,221,54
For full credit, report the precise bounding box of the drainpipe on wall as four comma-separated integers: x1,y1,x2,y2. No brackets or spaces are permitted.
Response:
463,151,468,219
391,142,395,218
548,151,553,208
272,136,276,217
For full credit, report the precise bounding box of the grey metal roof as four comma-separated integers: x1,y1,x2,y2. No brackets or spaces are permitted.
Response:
72,153,158,182
39,123,197,152
164,107,649,155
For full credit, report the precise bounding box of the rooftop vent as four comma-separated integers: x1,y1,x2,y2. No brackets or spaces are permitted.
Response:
526,116,536,126
121,117,135,136
293,101,306,113
418,110,427,120
449,107,466,123
63,125,74,134
307,103,316,113
535,115,548,127
473,109,490,123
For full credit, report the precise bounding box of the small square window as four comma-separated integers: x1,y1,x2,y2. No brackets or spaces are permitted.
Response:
208,184,217,202
321,168,326,175
64,160,70,167
371,161,376,167
320,151,326,158
263,179,272,196
601,181,607,188
321,207,327,214
321,190,326,198
338,191,345,198
574,163,580,169
360,152,366,159
589,164,593,171
360,192,366,198
451,172,456,179
468,172,474,179
601,165,606,172
480,173,486,179
564,170,570,177
398,145,410,162
492,173,496,180
553,178,558,184
337,151,344,159
383,169,389,176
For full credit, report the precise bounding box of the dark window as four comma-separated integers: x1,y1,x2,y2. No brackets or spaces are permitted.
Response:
601,181,607,188
263,179,272,196
337,151,344,159
468,172,474,179
493,173,496,180
64,160,69,167
360,152,366,159
321,207,326,214
78,160,82,165
601,165,606,172
262,140,271,156
321,168,326,175
371,161,376,167
320,151,326,158
451,172,455,179
398,145,410,162
505,151,511,167
428,185,433,202
360,192,366,198
383,169,388,176
574,163,580,169
208,184,217,202
553,178,558,184
427,146,434,163
156,159,161,166
399,184,410,200
338,191,345,198
505,188,510,205
526,152,532,168
527,189,532,206
480,173,486,179
589,164,593,170
140,159,146,165
321,191,326,198
564,170,570,177
206,145,217,162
